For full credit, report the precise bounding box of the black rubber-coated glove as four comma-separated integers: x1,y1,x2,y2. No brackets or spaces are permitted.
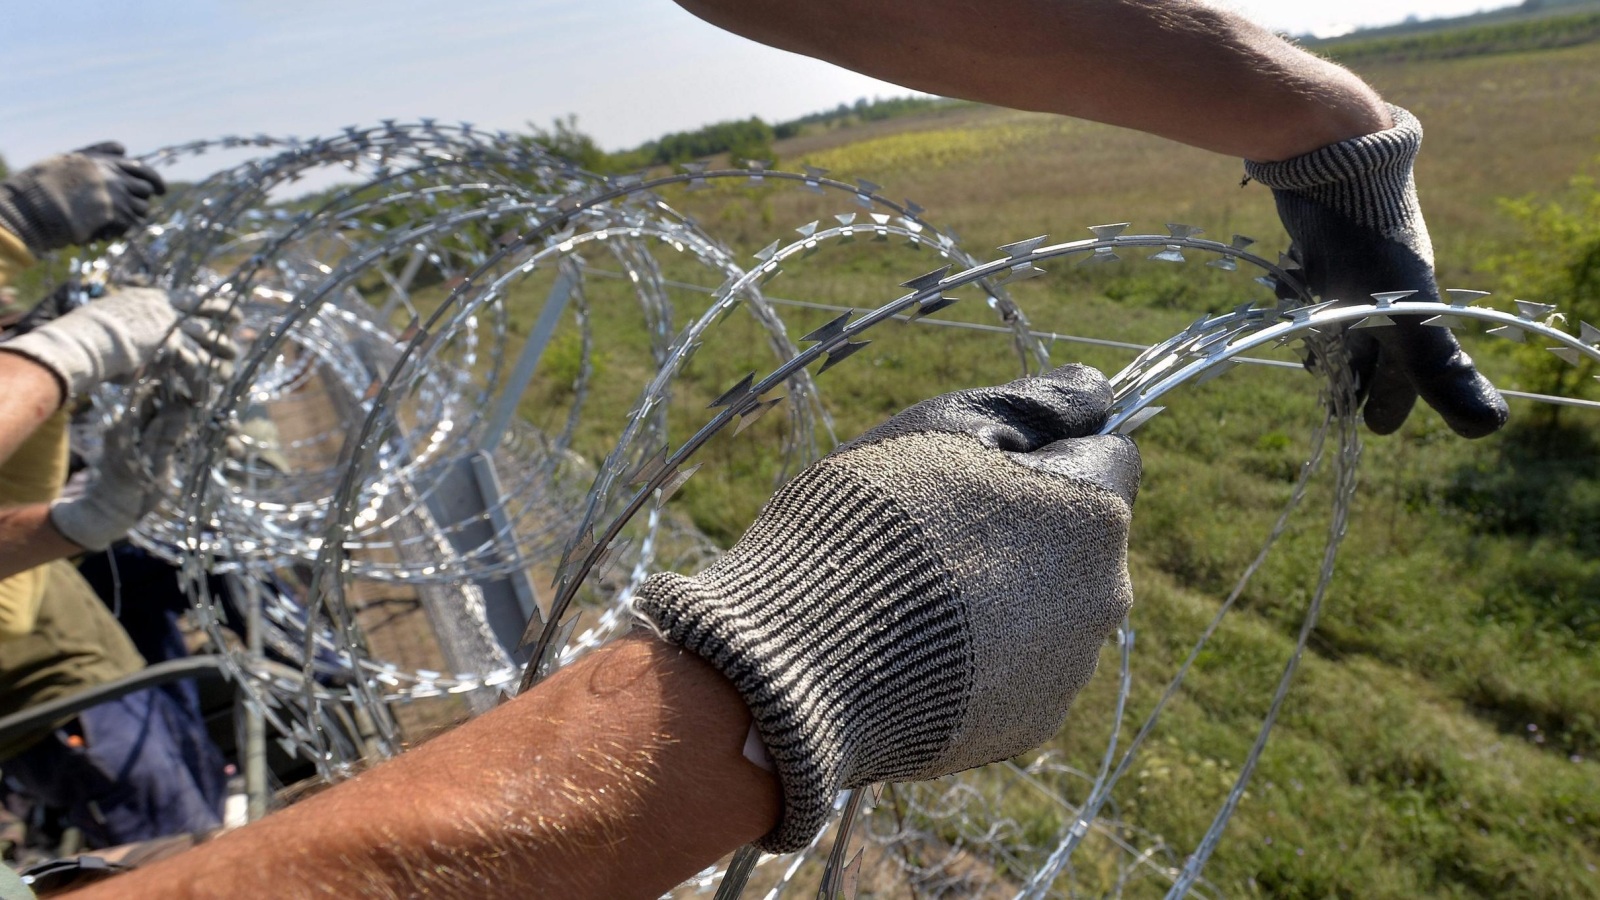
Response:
634,364,1140,851
0,142,167,255
1245,105,1508,438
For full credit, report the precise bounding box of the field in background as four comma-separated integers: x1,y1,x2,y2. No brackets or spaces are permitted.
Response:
504,19,1600,898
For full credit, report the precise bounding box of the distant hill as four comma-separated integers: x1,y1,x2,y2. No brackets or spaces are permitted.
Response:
1309,0,1600,62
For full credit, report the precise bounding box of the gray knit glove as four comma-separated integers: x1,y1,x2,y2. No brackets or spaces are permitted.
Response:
1245,104,1507,438
633,364,1140,852
0,287,238,404
50,398,189,551
0,142,166,255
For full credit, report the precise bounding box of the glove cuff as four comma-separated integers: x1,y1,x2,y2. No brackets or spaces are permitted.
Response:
0,329,93,405
48,496,126,552
0,184,49,257
1244,103,1423,240
632,462,972,853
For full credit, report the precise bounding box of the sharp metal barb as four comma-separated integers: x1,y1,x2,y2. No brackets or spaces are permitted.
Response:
838,849,863,900
912,295,962,319
1283,300,1339,323
998,263,1046,284
734,397,785,435
801,311,855,344
753,240,781,262
1351,314,1397,329
1547,346,1584,366
1514,299,1559,320
900,264,952,292
657,464,702,504
595,538,633,579
1579,320,1600,346
557,530,596,577
1080,247,1120,266
537,615,582,677
999,235,1049,259
1149,245,1186,263
1230,234,1256,250
1165,223,1203,239
709,372,758,410
1421,313,1472,330
818,340,872,374
1206,256,1239,271
1370,290,1417,307
1445,288,1491,307
1088,222,1130,241
1488,324,1527,343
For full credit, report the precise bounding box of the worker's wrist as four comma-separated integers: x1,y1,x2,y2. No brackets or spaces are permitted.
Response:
1247,81,1393,162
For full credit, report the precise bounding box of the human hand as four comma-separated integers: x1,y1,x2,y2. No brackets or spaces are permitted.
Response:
0,142,167,256
0,286,238,404
633,364,1139,851
50,397,189,551
1245,105,1508,438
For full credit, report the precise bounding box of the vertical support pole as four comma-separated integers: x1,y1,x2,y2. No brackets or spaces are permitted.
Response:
243,576,269,821
480,259,579,453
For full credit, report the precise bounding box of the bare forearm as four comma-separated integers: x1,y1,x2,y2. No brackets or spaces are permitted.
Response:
0,350,64,465
69,636,780,900
0,503,80,581
675,0,1389,160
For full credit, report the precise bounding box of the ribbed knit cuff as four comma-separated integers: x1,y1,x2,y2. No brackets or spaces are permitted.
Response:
632,462,973,853
0,183,53,256
1244,104,1423,238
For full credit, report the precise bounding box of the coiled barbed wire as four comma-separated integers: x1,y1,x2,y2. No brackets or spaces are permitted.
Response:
57,123,1600,898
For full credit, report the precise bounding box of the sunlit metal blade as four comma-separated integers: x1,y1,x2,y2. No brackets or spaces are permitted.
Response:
913,296,961,319
734,397,785,435
819,340,872,373
709,372,757,410
999,235,1049,259
900,265,952,292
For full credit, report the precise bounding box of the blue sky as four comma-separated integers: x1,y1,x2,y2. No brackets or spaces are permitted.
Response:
1,0,1513,178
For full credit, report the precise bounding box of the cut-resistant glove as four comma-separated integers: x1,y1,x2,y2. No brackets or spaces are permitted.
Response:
633,363,1140,852
0,142,167,255
51,397,189,552
0,287,239,405
1245,104,1508,438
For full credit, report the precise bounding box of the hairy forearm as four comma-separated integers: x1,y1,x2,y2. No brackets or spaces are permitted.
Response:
0,503,80,582
68,636,780,900
0,350,64,465
674,0,1389,160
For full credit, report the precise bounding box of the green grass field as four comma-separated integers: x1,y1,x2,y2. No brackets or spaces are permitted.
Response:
495,20,1600,898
